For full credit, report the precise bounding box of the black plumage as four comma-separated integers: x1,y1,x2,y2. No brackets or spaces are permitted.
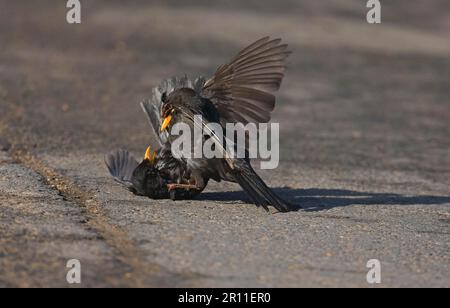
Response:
144,37,296,212
106,37,295,211
105,148,205,200
160,89,295,212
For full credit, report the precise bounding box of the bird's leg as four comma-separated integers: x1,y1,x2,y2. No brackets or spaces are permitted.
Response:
167,172,206,192
167,183,199,191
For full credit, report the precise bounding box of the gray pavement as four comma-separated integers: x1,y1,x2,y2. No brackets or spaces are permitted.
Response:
0,1,449,287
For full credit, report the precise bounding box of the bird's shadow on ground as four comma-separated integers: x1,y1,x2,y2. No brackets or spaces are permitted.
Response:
197,188,450,212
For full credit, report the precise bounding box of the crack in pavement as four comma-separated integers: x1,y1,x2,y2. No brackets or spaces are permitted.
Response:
0,96,123,267
8,148,176,287
0,101,212,287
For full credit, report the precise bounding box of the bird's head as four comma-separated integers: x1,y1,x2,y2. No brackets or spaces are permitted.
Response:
160,88,199,132
130,146,165,196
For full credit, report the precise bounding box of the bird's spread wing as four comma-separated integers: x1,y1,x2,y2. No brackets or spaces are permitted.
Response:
105,149,139,189
141,97,166,147
202,37,291,125
141,76,205,145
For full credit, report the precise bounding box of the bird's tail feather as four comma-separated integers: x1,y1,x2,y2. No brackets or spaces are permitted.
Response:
105,149,139,189
233,162,295,213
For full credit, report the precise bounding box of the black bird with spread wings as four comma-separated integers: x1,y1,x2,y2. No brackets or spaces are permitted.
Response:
142,37,296,212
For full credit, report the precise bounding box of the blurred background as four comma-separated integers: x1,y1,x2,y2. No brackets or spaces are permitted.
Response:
0,0,449,179
0,0,449,287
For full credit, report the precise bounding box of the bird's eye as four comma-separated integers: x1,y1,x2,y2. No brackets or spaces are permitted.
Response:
161,92,167,103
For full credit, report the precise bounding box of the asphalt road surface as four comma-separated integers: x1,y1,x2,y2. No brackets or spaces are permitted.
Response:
0,1,449,287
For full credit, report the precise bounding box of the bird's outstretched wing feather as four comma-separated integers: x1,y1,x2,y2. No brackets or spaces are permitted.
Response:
202,37,290,125
141,97,166,146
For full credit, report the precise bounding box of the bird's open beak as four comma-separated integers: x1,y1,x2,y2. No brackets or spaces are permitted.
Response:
160,114,172,132
144,146,156,163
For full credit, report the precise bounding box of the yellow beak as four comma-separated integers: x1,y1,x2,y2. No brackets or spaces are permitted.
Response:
144,146,152,161
160,114,172,132
144,146,157,163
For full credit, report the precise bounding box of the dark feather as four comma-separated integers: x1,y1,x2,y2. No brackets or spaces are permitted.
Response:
231,160,295,213
141,99,165,147
105,149,139,189
142,75,206,145
202,37,290,124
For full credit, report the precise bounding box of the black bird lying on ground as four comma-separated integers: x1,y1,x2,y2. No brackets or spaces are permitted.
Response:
105,147,206,200
142,37,297,212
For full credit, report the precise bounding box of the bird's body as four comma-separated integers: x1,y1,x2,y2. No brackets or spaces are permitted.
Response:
105,148,206,200
139,37,297,212
107,36,297,211
161,88,230,183
161,87,295,212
